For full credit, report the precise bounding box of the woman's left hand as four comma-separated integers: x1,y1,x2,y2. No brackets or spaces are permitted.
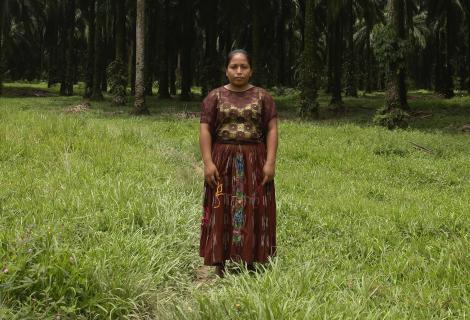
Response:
261,162,275,186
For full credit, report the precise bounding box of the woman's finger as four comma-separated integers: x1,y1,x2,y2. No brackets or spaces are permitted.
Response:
210,175,217,188
206,175,213,188
261,175,268,186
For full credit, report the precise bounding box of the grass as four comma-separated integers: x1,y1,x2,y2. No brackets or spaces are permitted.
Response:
0,82,469,319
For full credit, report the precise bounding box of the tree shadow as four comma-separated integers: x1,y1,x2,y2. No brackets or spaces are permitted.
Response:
275,91,470,135
3,83,469,135
1,86,58,98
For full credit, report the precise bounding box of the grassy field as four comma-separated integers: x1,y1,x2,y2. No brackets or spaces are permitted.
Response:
1,82,470,319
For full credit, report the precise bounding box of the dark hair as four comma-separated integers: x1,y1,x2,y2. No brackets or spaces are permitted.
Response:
226,49,252,68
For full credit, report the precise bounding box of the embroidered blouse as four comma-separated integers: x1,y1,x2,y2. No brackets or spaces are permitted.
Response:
200,86,277,143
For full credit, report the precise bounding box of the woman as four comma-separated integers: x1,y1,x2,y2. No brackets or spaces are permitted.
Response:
199,49,278,277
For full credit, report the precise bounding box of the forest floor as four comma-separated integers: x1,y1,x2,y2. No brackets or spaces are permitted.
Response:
1,82,470,319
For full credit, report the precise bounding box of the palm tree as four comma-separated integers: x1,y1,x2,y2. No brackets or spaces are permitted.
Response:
405,2,430,89
286,0,304,87
83,0,95,98
132,0,149,114
0,0,8,94
157,0,170,99
251,0,266,86
384,0,408,111
355,0,384,93
91,0,103,100
274,0,289,86
2,0,46,82
107,0,127,105
461,0,470,92
180,0,193,100
128,0,136,95
199,0,219,96
327,0,344,109
144,0,156,96
428,0,464,98
343,0,357,97
115,0,126,62
60,0,76,96
299,0,319,118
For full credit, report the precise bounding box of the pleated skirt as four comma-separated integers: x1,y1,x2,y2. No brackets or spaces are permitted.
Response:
199,142,276,266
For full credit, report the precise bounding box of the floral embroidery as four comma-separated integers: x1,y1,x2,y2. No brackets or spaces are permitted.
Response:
232,153,245,244
235,154,245,177
216,90,263,142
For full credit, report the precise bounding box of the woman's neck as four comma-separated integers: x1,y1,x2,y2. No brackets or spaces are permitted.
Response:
224,83,254,92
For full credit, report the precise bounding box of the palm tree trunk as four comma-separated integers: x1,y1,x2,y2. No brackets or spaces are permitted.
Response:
200,0,219,96
222,0,233,56
287,26,296,87
59,1,67,95
434,30,443,94
251,0,265,86
106,0,127,105
299,0,319,118
84,0,95,98
128,1,136,95
132,0,149,114
441,7,454,98
0,0,8,94
276,0,287,86
458,52,466,91
91,0,103,100
385,0,408,110
144,0,156,96
299,0,306,52
157,0,170,98
169,52,177,96
167,1,177,96
180,0,193,100
344,0,357,97
421,41,433,89
365,25,372,93
329,8,344,109
101,1,113,92
45,0,59,88
467,18,470,93
63,0,75,96
326,26,333,94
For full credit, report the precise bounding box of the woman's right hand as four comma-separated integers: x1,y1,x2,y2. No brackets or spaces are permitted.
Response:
204,162,220,188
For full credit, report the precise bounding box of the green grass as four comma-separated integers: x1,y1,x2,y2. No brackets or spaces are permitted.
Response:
1,83,470,319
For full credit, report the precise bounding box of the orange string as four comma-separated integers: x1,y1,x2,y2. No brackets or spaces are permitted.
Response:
213,182,267,209
213,182,224,208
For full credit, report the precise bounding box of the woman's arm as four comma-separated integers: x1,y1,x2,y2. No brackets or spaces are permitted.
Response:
199,123,219,188
262,117,278,186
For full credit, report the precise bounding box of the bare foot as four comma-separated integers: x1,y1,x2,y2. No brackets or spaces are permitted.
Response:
215,264,225,278
195,265,213,284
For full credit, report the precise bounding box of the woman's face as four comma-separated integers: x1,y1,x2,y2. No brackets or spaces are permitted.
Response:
225,53,252,87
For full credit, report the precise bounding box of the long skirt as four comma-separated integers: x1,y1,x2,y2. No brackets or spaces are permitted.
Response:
199,142,276,266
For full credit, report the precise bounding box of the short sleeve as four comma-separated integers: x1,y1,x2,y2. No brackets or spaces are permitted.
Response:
262,91,278,129
200,90,218,129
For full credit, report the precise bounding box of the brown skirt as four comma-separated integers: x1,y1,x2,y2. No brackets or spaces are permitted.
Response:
199,142,276,266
